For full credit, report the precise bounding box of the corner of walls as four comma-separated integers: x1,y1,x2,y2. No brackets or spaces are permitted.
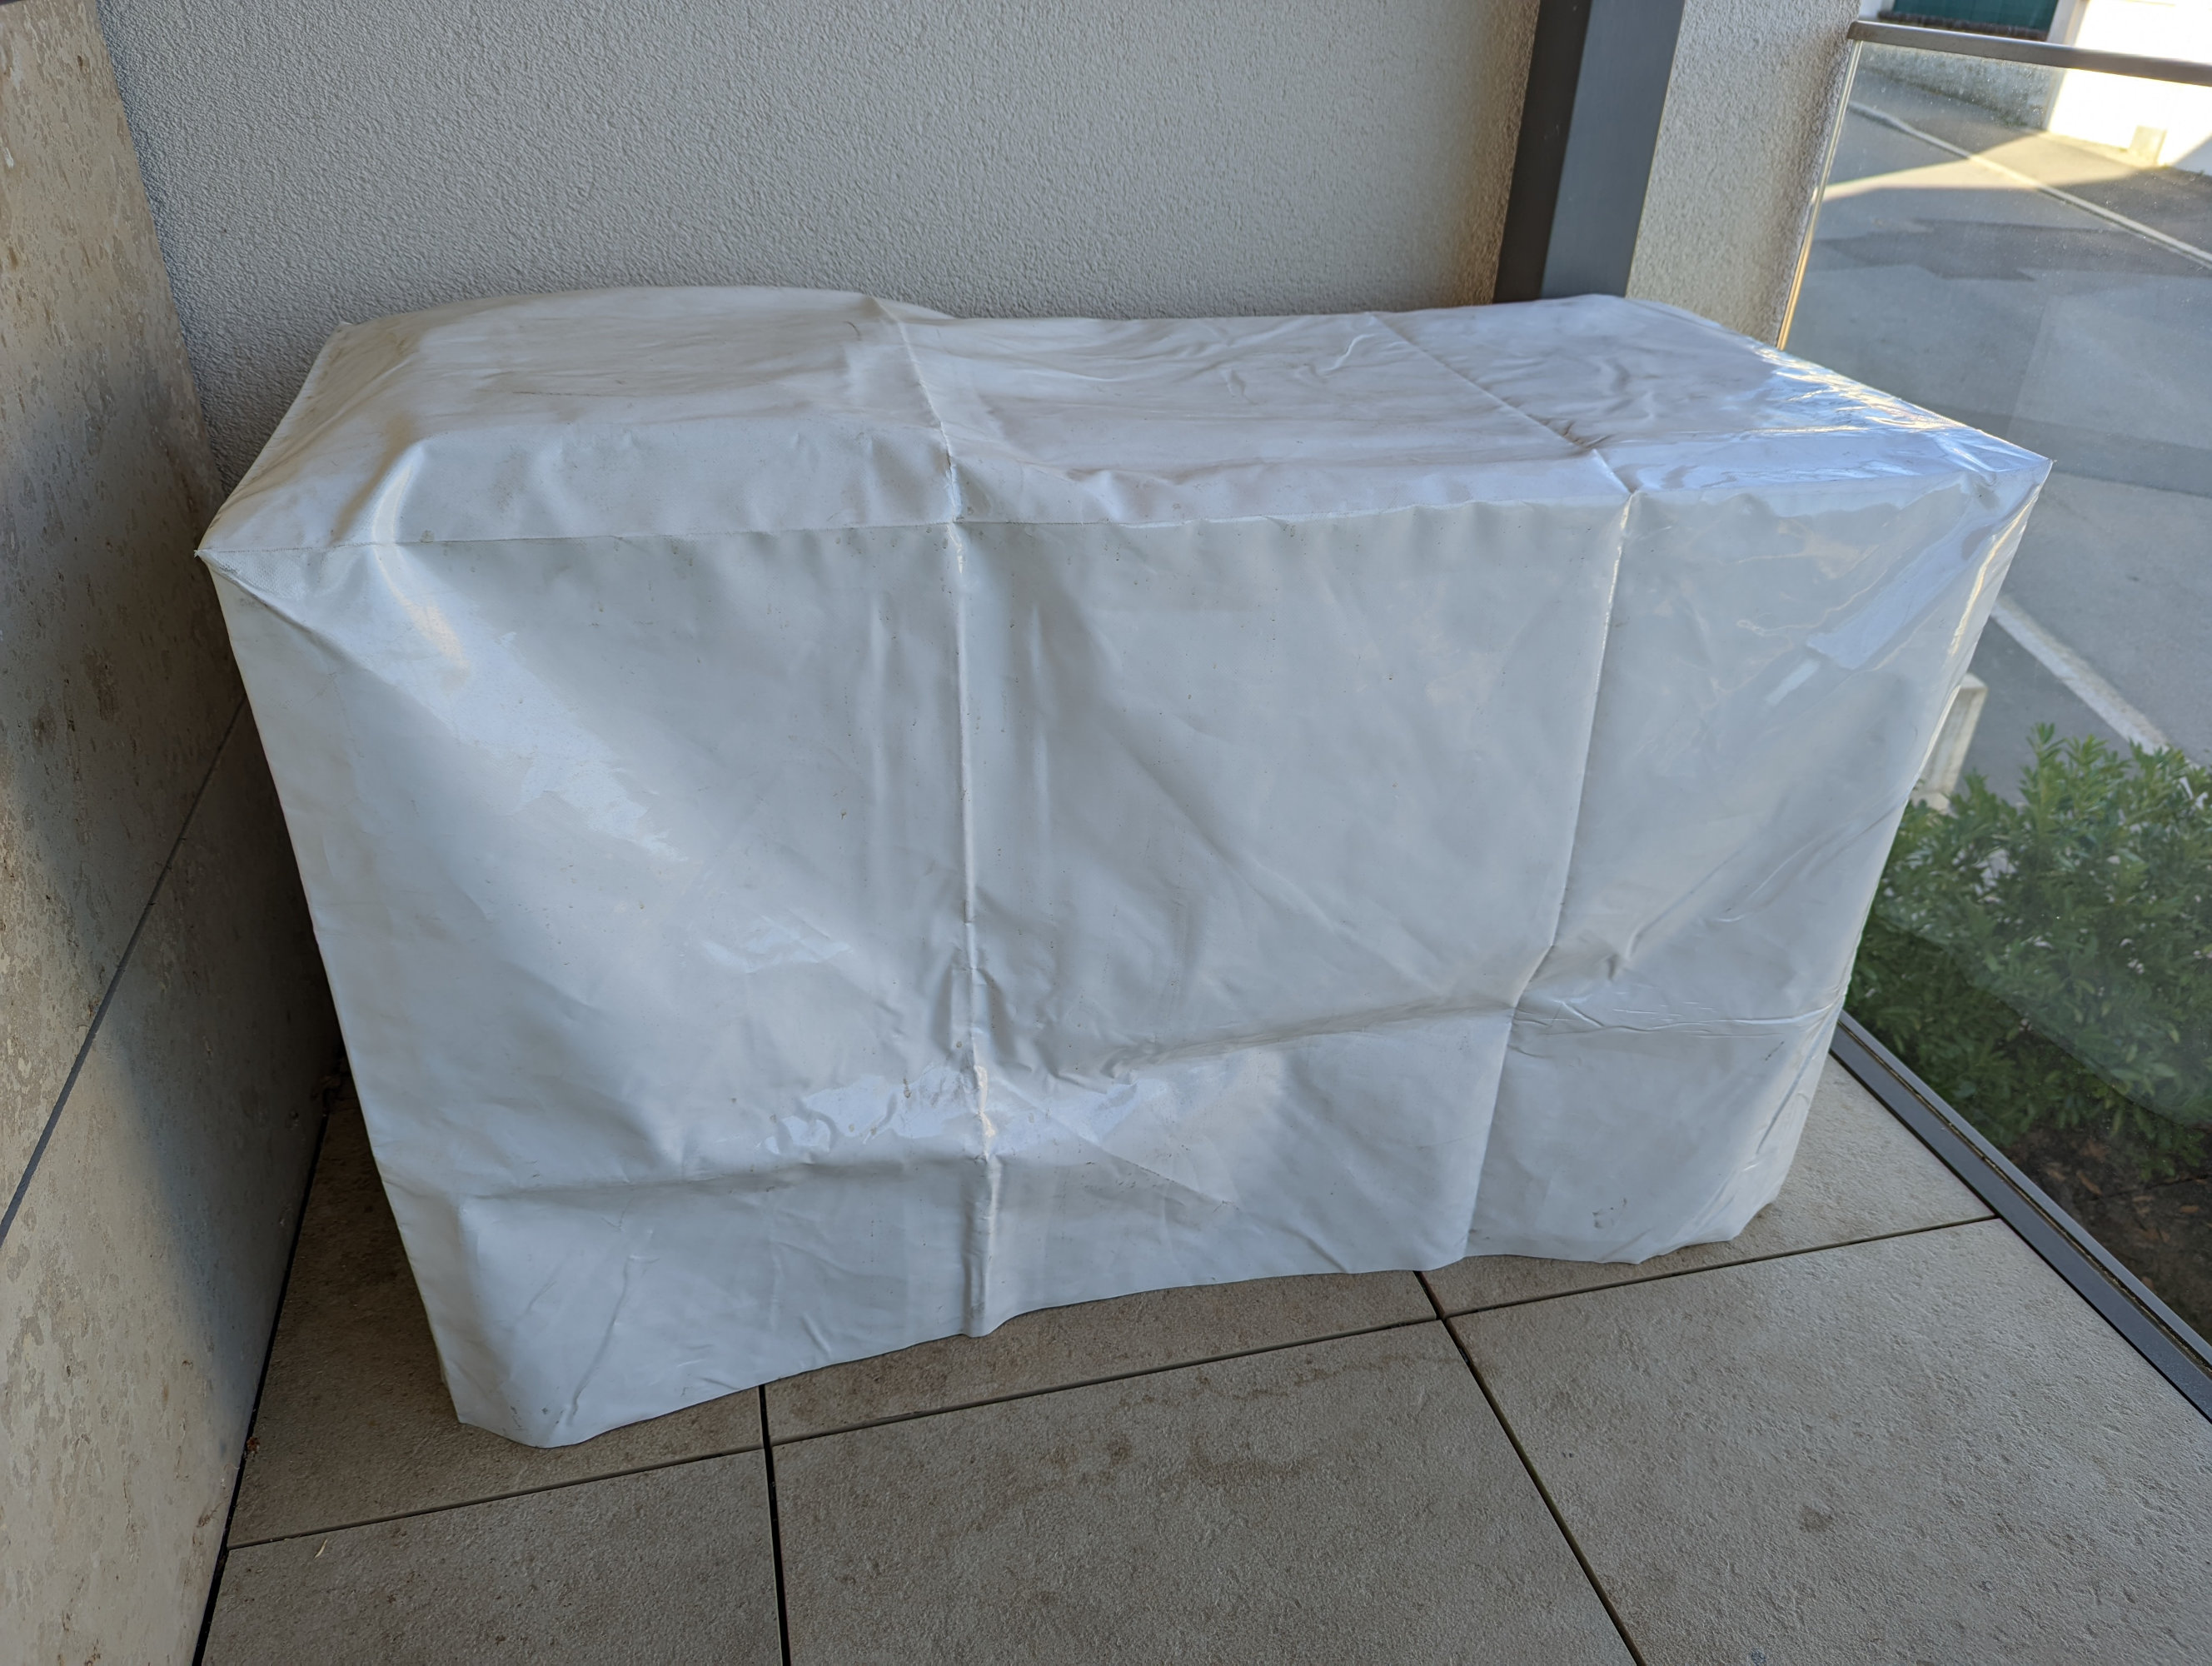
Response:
0,2,340,1658
1627,0,1863,343
1462,0,1549,311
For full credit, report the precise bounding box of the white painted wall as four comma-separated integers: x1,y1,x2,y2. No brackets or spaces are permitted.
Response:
97,0,1542,485
2049,0,2212,173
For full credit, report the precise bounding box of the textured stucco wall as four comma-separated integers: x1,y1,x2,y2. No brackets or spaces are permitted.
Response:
0,2,338,1658
96,0,1542,486
1628,0,1861,342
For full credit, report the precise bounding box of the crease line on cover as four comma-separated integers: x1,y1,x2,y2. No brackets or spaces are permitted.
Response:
1371,312,1637,1244
884,304,1004,1333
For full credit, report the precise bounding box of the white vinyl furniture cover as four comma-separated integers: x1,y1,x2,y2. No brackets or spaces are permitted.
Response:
202,288,2045,1445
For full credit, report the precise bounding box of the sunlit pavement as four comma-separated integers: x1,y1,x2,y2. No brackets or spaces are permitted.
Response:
1787,69,2212,783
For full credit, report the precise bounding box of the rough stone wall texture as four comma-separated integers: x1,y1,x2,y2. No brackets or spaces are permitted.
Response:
0,2,339,1659
0,0,233,1183
0,720,334,1665
1628,0,1861,343
94,0,1542,486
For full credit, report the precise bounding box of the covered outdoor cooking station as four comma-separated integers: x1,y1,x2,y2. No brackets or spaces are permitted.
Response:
198,287,2044,1445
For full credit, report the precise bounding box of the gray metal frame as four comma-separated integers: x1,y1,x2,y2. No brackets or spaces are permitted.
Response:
1850,17,2212,88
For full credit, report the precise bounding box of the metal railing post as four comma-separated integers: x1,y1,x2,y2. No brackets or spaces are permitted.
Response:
1495,0,1687,303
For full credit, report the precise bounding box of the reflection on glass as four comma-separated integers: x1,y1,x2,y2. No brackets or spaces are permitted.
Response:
1787,40,2212,1339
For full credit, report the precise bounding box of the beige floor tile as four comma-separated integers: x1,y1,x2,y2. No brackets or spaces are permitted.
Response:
202,1452,780,1664
1457,1219,2212,1666
1426,1058,1990,1314
768,1265,1433,1441
775,1324,1632,1664
228,1104,760,1545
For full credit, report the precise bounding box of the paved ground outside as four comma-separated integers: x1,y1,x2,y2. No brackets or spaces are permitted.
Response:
1788,67,2212,784
197,1065,2212,1663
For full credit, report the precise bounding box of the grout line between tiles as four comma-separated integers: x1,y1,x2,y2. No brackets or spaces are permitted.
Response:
228,1220,2001,1552
223,1438,770,1550
1431,1213,1995,1320
1422,1270,1652,1666
235,1310,1438,1548
757,1388,795,1666
236,1309,1448,1550
766,1310,1444,1448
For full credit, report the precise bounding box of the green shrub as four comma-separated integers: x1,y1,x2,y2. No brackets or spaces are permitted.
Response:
1847,728,2212,1179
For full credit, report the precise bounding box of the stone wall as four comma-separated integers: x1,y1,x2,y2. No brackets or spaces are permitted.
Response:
0,2,339,1658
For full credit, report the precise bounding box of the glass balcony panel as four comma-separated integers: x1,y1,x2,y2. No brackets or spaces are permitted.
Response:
1788,37,2212,1341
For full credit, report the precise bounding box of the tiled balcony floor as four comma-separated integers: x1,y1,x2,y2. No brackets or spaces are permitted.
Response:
200,1061,2212,1664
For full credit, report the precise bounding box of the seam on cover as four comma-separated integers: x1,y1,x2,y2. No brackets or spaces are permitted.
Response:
1491,488,1632,1027
197,492,1633,557
1372,315,1636,1239
884,307,1004,1333
1369,312,1637,502
205,297,2043,557
206,312,1639,557
200,439,2046,561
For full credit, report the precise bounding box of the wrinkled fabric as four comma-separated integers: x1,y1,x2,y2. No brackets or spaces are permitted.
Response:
202,287,2046,1445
